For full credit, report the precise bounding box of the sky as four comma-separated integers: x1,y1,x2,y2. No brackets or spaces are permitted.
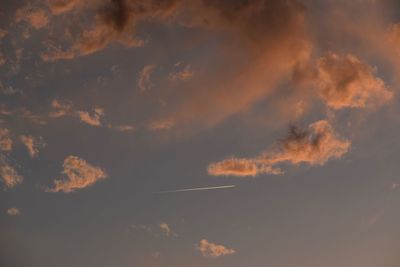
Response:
1,0,400,266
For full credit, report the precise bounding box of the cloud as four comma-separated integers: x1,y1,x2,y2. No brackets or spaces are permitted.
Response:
20,135,46,158
160,0,311,127
208,158,281,177
148,119,175,131
49,99,73,118
47,0,83,14
0,53,5,66
0,164,23,189
113,124,135,132
50,99,105,126
0,128,12,152
196,239,235,258
42,0,156,60
47,155,108,193
0,29,7,39
7,207,20,216
208,120,351,177
168,63,194,81
20,109,48,125
159,222,173,237
315,53,393,109
15,4,49,29
138,64,155,92
76,108,105,127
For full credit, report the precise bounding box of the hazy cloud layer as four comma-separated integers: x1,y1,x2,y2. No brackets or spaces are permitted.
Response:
47,156,108,193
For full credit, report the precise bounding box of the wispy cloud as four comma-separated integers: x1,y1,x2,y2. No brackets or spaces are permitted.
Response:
138,64,155,92
15,4,49,30
20,135,46,158
168,63,194,82
196,239,235,258
130,222,176,237
208,120,350,177
47,156,108,193
49,99,73,118
0,128,13,152
159,222,175,237
7,207,20,216
148,119,174,131
113,124,135,132
50,99,105,127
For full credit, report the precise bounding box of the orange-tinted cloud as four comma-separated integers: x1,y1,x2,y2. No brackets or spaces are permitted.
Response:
47,155,108,193
148,119,175,131
15,5,49,29
168,63,194,82
76,108,104,127
47,0,84,14
20,135,46,158
6,207,20,216
0,29,7,39
0,164,23,188
113,124,135,132
49,99,73,118
316,53,393,109
208,120,350,177
0,128,12,152
50,99,106,127
196,239,235,258
158,222,174,237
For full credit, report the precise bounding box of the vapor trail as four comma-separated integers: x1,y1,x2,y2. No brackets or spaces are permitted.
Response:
156,185,236,194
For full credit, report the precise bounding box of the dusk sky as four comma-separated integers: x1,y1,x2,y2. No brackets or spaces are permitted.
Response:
1,0,400,266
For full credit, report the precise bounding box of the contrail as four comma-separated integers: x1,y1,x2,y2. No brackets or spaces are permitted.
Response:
156,185,236,194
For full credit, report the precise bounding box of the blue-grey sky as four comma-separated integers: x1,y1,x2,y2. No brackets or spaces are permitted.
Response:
1,0,400,266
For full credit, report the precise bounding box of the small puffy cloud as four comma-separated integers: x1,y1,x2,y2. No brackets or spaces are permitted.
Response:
159,222,174,237
7,207,20,216
208,120,350,177
0,164,23,188
76,108,104,127
168,63,194,82
196,239,235,258
138,64,155,92
20,135,46,158
47,155,108,193
49,99,73,118
0,128,12,152
15,5,49,29
316,53,393,109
